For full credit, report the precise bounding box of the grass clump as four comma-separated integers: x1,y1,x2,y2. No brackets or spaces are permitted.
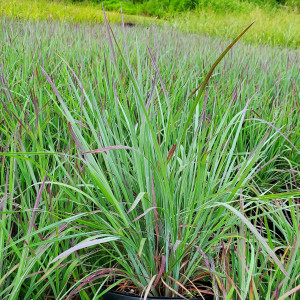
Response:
0,16,299,299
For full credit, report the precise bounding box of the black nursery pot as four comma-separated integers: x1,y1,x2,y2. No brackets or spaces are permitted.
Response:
103,291,213,300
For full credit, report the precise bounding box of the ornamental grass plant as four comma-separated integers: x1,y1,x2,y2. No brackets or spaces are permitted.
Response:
0,13,299,299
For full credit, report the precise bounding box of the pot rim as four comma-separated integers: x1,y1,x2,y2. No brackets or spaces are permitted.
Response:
106,291,208,299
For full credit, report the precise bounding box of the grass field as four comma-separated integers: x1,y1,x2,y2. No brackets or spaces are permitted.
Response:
0,0,299,47
0,5,299,300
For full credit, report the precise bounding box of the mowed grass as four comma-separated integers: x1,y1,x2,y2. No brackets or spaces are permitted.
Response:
0,17,299,299
0,0,300,47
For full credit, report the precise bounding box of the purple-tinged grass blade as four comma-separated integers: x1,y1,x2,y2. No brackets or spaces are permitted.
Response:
219,202,288,277
81,268,118,283
0,168,9,214
0,61,16,108
151,175,160,260
30,88,39,130
51,236,119,263
147,47,170,109
153,255,166,288
166,144,177,164
128,192,147,213
66,268,118,300
132,207,158,223
83,145,138,154
41,66,68,111
195,246,212,273
121,7,130,66
102,5,116,64
27,175,47,235
67,122,85,153
247,118,300,153
74,120,90,130
180,22,255,144
146,27,158,111
200,83,209,127
172,240,181,253
55,53,85,122
146,71,157,111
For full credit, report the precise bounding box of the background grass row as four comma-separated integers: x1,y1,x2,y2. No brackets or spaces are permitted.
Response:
60,0,300,13
0,0,299,47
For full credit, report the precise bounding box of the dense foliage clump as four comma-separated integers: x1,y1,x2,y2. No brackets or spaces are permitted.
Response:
0,17,299,299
